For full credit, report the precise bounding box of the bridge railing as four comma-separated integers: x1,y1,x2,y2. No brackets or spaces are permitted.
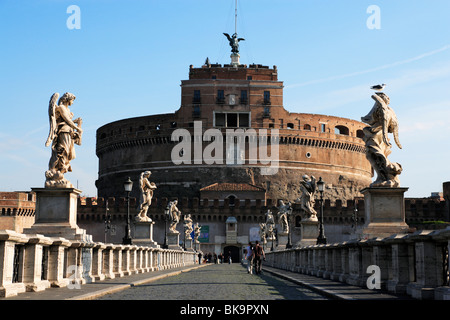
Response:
0,230,198,298
265,228,450,300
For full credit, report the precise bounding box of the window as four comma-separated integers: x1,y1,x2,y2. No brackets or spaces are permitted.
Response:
193,90,201,104
247,76,252,80
356,129,364,139
193,105,200,118
227,113,238,127
227,195,236,206
215,113,225,127
240,90,248,104
304,124,311,131
321,123,326,133
239,113,249,127
214,112,250,128
264,91,271,104
263,107,270,117
335,125,349,135
217,90,225,104
287,123,294,129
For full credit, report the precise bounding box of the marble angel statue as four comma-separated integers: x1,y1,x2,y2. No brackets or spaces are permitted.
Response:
361,92,402,187
45,92,83,188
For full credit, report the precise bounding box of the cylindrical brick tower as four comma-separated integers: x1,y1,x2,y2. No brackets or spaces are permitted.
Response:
95,61,372,202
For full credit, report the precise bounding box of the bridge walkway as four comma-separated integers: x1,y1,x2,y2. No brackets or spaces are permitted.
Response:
1,262,411,301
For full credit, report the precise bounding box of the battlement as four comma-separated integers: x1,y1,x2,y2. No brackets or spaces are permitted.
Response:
76,196,448,226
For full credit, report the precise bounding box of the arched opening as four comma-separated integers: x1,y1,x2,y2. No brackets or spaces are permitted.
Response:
335,125,349,135
223,245,240,263
226,195,236,206
356,129,364,139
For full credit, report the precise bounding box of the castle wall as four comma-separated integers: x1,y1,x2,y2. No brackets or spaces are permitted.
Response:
95,114,372,201
0,192,36,233
76,195,449,250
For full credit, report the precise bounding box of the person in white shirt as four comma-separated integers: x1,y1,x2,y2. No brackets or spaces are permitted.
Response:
245,242,255,274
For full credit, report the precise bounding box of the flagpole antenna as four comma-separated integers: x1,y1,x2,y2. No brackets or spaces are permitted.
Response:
235,0,237,34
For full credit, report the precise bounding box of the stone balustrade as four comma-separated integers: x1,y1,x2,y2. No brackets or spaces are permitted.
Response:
0,229,198,298
265,228,450,300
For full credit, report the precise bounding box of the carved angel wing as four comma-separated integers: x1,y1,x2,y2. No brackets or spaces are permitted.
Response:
45,93,59,147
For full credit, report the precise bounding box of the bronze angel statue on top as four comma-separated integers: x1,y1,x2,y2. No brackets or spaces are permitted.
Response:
223,33,245,54
45,92,83,188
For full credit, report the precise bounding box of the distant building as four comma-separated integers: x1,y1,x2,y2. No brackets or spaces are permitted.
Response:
0,191,36,233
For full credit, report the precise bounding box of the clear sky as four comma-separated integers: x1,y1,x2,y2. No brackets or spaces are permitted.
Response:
1,0,449,198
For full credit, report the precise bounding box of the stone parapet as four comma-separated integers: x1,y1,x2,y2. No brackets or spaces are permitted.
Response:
0,230,198,298
265,227,450,300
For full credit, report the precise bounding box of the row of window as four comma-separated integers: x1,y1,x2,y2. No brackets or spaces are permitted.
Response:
193,90,271,105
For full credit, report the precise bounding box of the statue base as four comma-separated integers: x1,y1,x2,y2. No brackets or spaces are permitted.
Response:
167,232,181,250
265,239,276,251
132,221,159,248
360,187,410,239
295,220,319,247
276,233,289,250
184,238,195,251
23,188,91,242
230,53,240,67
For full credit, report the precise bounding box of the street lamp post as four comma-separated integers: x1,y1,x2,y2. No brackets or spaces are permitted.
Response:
352,199,358,231
122,177,133,245
316,177,327,245
286,203,293,249
162,204,169,249
104,199,111,243
183,225,187,251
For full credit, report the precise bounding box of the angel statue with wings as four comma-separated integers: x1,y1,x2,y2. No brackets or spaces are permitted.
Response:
277,200,292,235
135,171,157,222
167,200,181,233
223,32,245,54
296,175,318,221
45,92,83,188
361,92,402,187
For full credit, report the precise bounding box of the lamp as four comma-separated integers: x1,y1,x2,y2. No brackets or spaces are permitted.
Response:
122,177,133,245
316,177,327,245
317,176,324,193
124,177,133,193
162,204,169,249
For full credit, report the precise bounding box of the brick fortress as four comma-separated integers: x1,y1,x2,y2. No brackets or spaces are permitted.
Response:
3,37,448,259
89,52,449,256
95,61,372,203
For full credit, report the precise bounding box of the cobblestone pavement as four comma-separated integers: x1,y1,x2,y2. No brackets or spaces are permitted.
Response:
97,263,328,300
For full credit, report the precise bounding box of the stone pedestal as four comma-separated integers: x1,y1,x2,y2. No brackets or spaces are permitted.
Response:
265,238,276,251
360,187,410,239
193,240,201,252
230,53,240,66
276,233,289,250
167,232,181,249
184,238,194,251
23,188,91,242
132,221,159,248
296,220,319,247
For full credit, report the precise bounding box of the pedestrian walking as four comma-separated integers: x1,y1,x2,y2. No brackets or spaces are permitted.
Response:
253,241,265,274
228,251,232,264
245,242,255,274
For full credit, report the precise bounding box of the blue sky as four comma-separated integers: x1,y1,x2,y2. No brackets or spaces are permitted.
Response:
1,0,449,198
